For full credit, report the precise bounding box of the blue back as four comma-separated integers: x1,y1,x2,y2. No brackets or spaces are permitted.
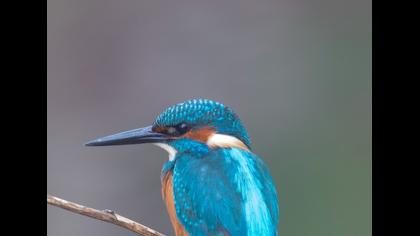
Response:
162,140,279,236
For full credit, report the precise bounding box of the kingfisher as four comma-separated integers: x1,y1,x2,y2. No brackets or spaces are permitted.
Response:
85,99,279,236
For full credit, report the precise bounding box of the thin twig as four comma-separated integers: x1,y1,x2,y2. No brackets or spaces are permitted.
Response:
47,194,165,236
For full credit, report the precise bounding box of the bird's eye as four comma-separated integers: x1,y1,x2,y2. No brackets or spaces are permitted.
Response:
177,123,189,134
163,123,190,136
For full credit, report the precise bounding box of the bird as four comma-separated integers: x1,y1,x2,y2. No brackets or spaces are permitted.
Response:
85,98,279,236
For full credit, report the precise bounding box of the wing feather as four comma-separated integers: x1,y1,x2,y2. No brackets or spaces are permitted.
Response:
172,148,279,236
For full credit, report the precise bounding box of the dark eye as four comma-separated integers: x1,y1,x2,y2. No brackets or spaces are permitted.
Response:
177,123,189,134
162,123,190,136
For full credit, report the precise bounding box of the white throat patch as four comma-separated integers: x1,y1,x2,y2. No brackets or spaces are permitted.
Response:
207,133,250,151
154,143,177,161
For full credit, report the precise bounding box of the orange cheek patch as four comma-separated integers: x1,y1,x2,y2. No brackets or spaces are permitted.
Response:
181,127,215,143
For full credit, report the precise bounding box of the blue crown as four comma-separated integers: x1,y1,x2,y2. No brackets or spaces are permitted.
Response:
154,99,251,148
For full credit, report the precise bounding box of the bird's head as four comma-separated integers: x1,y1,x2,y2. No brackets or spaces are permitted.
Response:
86,99,251,160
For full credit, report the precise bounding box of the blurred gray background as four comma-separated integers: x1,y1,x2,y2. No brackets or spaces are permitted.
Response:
47,0,371,235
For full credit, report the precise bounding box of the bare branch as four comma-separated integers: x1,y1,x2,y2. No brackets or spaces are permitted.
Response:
47,194,165,236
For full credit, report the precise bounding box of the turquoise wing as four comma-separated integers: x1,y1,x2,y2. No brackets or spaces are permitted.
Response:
172,148,279,236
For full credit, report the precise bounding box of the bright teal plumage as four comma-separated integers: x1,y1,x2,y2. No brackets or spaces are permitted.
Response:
86,99,279,236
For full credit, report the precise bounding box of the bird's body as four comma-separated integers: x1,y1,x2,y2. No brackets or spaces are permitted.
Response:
86,99,279,236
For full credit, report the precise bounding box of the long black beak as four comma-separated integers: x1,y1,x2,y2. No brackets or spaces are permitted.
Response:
85,125,168,146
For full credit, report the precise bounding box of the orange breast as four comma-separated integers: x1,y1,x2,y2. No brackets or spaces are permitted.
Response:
162,171,189,236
